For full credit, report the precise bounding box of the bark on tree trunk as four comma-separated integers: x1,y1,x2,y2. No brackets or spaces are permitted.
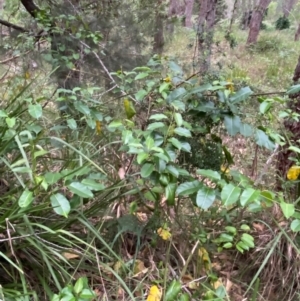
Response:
153,0,165,54
283,0,297,17
184,0,194,28
167,0,179,33
246,0,271,45
295,23,300,41
198,0,217,74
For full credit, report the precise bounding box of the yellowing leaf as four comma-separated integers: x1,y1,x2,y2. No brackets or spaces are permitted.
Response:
113,260,123,274
198,247,211,271
220,165,229,173
96,120,101,135
163,76,171,83
287,165,300,180
181,274,198,290
24,71,31,80
211,278,223,289
62,252,80,260
157,227,171,240
226,79,234,93
146,285,162,301
123,99,136,119
133,259,148,277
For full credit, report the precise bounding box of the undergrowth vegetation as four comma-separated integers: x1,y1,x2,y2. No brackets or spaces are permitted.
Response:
1,1,300,301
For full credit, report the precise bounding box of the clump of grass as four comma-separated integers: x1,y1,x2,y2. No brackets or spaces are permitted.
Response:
248,33,285,53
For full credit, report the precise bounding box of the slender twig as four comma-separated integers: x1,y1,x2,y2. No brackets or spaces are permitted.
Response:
0,18,28,32
254,144,279,186
0,50,31,64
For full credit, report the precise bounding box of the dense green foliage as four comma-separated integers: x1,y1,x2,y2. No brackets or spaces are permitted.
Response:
275,15,291,30
0,0,300,300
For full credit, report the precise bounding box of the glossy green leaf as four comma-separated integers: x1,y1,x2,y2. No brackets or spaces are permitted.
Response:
165,280,182,301
240,188,260,206
147,122,165,131
280,201,295,219
68,182,94,198
229,86,253,103
166,87,186,102
157,158,166,172
74,101,90,115
6,117,16,128
165,183,177,206
178,293,190,301
145,136,155,150
135,72,149,80
174,127,191,137
236,241,245,253
44,172,62,184
219,233,234,242
196,169,221,181
287,84,300,95
259,101,272,114
171,100,185,111
240,123,253,137
176,181,202,196
137,152,149,164
221,184,241,206
74,277,85,294
196,186,216,209
153,152,169,162
67,118,77,129
225,226,237,234
108,120,123,129
291,219,300,232
50,193,71,217
255,129,275,150
81,179,105,191
149,114,168,120
141,163,154,178
168,137,182,149
166,165,179,177
0,110,7,117
18,189,33,208
241,233,255,248
223,242,233,249
288,146,300,153
159,82,170,93
224,115,241,136
135,89,147,101
28,104,42,119
80,288,96,299
159,174,170,186
174,113,183,126
181,142,191,152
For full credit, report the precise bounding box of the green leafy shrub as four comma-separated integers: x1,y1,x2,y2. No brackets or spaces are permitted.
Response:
275,16,291,30
248,34,285,53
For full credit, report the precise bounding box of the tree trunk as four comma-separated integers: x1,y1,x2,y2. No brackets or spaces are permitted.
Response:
198,0,217,74
295,23,300,41
246,0,271,45
167,0,179,33
283,0,297,17
184,0,195,28
153,0,165,54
